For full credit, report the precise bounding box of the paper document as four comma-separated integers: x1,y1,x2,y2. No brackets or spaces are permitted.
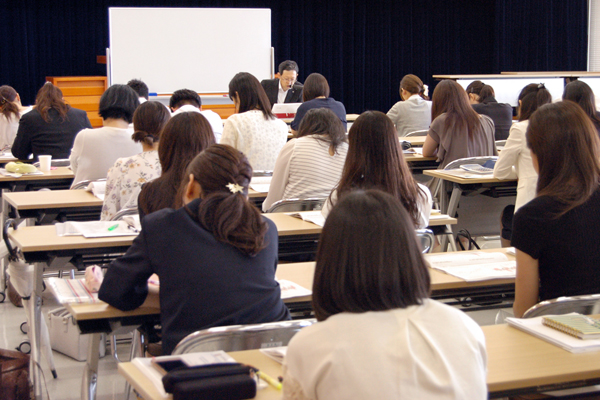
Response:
55,221,138,238
287,211,325,227
277,279,312,299
250,176,272,193
443,168,493,179
86,181,106,200
260,346,287,364
0,168,43,178
45,278,98,304
507,315,600,353
425,251,516,281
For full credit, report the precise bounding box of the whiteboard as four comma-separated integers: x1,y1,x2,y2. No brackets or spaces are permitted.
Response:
109,8,272,94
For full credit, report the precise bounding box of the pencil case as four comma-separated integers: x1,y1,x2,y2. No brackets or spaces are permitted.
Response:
162,363,256,400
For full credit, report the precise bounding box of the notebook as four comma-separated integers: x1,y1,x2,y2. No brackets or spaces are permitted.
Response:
542,314,600,340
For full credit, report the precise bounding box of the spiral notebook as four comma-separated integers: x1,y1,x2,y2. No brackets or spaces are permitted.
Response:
542,314,600,340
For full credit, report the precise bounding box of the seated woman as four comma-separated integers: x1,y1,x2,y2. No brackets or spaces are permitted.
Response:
422,80,497,168
512,101,600,317
562,80,600,135
12,82,91,161
283,190,487,399
101,101,171,220
99,144,291,355
138,112,215,219
262,108,348,211
493,84,551,245
0,85,32,149
466,81,513,140
322,111,431,228
221,72,288,171
290,73,347,134
386,74,431,137
69,84,142,185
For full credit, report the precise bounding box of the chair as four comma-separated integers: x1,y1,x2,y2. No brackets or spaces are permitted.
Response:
172,319,316,355
495,140,507,148
405,129,429,137
266,198,326,213
252,170,273,177
522,294,600,318
444,156,498,171
32,158,71,168
109,207,138,221
70,178,106,190
416,229,435,254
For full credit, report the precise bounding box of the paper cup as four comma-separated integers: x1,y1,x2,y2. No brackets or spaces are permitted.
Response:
38,155,52,172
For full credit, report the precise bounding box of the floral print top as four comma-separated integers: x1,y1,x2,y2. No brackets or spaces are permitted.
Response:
101,151,161,220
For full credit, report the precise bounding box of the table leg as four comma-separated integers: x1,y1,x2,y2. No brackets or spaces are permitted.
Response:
30,262,44,399
81,333,100,400
446,185,463,220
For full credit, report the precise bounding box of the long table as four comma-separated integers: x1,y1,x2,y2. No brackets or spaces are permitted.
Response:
117,316,600,399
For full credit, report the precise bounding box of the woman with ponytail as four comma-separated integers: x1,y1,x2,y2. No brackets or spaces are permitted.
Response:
101,101,170,220
98,144,290,354
0,86,31,149
386,74,432,137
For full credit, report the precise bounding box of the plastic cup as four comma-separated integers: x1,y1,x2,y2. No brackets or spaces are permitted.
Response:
38,155,52,172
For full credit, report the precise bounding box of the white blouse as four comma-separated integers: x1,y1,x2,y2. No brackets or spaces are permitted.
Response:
0,107,31,149
387,94,432,137
262,136,349,211
101,151,161,221
220,110,288,171
283,300,487,400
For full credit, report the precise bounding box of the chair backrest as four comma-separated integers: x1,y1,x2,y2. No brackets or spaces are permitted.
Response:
252,170,273,177
405,129,429,137
266,198,326,213
444,156,498,170
495,140,507,148
172,319,316,355
110,207,139,221
70,178,106,190
522,294,600,318
416,228,435,254
32,158,71,168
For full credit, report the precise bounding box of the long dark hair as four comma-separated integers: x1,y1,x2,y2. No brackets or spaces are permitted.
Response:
335,110,425,227
431,80,481,138
228,72,274,120
297,108,347,155
527,101,600,217
0,86,20,120
131,101,171,146
35,82,70,122
184,144,267,256
138,112,215,215
562,81,600,130
517,83,552,121
313,189,431,321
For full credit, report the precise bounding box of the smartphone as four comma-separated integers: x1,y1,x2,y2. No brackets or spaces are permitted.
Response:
151,358,187,375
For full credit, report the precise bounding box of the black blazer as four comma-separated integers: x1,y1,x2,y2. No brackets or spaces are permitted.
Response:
261,79,303,107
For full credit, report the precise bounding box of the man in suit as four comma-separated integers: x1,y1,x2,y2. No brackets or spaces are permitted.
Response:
261,60,303,107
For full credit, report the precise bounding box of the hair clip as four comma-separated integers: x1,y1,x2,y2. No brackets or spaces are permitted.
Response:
0,96,7,106
423,84,429,97
226,182,244,194
537,83,546,90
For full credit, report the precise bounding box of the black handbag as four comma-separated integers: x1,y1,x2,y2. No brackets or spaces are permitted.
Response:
162,363,256,400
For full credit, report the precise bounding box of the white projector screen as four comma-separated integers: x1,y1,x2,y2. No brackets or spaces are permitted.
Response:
109,8,272,94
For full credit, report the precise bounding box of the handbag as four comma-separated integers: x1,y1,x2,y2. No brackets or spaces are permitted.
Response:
0,348,30,400
47,307,106,361
162,363,256,400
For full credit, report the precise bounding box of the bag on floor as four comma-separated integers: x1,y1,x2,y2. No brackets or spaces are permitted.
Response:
6,277,23,308
47,307,105,361
0,348,30,400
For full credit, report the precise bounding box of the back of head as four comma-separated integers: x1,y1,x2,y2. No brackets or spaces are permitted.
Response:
0,85,20,120
400,74,428,100
185,144,267,256
465,80,485,99
517,83,552,121
431,79,481,137
278,60,299,75
99,84,140,123
313,189,431,321
478,84,495,103
297,108,346,154
527,101,600,216
169,89,201,110
562,81,600,126
127,79,149,100
35,82,69,122
302,73,330,102
338,110,422,226
132,101,171,146
228,72,274,119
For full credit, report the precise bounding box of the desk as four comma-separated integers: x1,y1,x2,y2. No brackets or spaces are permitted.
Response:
118,317,600,399
424,169,517,220
403,136,426,147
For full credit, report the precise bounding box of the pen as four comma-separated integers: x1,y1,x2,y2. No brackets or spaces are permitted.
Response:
256,370,282,390
107,224,119,231
127,224,139,233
